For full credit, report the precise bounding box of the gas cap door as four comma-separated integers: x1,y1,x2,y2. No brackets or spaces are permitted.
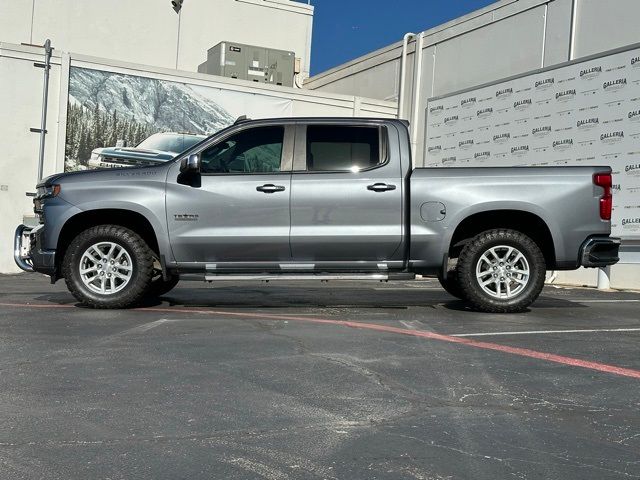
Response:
420,202,446,222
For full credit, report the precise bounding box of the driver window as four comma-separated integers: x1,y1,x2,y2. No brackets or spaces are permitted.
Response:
200,126,284,174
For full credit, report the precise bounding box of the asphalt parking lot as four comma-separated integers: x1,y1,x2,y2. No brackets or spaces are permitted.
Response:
0,274,639,480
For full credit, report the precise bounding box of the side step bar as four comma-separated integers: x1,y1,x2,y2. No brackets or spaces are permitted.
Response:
204,272,415,282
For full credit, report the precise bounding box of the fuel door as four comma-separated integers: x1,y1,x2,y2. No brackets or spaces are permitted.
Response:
420,202,446,222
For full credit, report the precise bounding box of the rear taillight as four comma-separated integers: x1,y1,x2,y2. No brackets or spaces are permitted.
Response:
593,172,612,221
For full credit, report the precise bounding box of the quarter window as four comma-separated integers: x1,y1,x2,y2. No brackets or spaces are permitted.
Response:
306,126,381,172
200,126,284,174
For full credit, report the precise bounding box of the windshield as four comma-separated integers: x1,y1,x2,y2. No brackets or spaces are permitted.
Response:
136,133,204,154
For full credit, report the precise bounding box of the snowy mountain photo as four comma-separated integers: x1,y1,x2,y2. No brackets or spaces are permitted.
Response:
64,66,291,171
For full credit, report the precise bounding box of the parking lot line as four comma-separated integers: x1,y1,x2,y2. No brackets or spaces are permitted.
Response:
1,301,639,379
451,328,640,337
575,299,640,303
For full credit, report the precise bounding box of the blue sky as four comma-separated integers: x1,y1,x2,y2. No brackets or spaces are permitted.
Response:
307,0,496,75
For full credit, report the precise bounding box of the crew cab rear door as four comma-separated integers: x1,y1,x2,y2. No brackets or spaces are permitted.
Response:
165,124,293,265
289,122,404,266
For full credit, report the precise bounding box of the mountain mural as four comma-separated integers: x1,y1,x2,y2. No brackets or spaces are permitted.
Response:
65,67,237,170
64,66,292,171
69,67,236,134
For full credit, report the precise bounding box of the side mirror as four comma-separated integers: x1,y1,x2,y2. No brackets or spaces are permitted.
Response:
180,153,201,174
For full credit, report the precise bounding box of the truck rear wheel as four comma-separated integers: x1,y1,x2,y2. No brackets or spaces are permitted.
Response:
62,225,154,309
456,229,546,313
147,274,180,298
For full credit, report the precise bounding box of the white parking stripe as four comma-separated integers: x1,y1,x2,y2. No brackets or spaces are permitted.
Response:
450,327,640,337
574,299,640,303
373,287,442,291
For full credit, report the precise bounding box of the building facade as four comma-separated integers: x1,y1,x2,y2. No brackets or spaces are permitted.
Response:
0,0,314,79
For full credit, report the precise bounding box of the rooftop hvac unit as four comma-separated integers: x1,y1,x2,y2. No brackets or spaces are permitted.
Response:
198,42,295,87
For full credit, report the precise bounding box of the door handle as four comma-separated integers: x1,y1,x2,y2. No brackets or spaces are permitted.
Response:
256,184,286,193
367,183,396,192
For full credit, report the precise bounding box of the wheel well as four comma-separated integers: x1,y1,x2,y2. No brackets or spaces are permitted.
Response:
449,210,556,268
56,209,160,269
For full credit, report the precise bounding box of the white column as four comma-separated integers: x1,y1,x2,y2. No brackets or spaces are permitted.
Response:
597,266,611,290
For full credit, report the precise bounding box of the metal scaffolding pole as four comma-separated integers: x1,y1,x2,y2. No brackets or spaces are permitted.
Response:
36,39,53,182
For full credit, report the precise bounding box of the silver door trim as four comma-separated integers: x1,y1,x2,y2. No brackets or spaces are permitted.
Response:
281,125,295,172
292,124,307,171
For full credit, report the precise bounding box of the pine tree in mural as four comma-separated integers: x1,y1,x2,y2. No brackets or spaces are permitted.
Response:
65,102,159,171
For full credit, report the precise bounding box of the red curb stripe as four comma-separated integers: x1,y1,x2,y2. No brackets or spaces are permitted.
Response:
1,302,639,379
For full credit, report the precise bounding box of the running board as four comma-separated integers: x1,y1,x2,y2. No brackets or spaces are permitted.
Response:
202,272,416,282
204,273,390,282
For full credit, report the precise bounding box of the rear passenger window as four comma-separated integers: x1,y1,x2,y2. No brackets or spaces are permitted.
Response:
306,126,382,172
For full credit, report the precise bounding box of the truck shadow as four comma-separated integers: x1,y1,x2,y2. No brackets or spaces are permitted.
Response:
36,285,587,311
147,285,587,311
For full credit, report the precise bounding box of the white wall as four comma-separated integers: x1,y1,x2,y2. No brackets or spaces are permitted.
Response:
0,0,313,77
0,44,62,275
0,43,396,274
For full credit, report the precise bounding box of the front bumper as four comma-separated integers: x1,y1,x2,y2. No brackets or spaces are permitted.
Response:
580,236,621,267
14,224,57,276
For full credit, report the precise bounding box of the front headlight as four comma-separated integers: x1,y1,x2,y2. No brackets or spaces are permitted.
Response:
36,184,61,199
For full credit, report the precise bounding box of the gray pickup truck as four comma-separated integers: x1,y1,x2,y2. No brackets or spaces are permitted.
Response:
14,117,620,313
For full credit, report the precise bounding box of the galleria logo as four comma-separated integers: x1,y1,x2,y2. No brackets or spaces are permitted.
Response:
511,145,529,155
603,78,627,91
577,118,599,129
477,107,493,118
612,184,621,191
427,145,442,153
625,163,640,173
629,110,640,121
580,66,602,79
535,77,554,89
441,156,457,164
514,99,532,110
474,151,491,160
622,218,640,226
632,56,640,66
496,87,513,99
461,97,477,108
553,139,574,150
444,115,459,125
601,131,624,143
459,139,474,149
532,126,552,137
493,133,510,143
556,89,576,101
429,105,444,114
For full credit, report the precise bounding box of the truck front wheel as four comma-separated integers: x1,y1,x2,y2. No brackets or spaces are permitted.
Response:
62,225,154,309
456,229,546,313
437,268,463,299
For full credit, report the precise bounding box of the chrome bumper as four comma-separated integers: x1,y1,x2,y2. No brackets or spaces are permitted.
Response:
14,224,34,272
580,237,621,268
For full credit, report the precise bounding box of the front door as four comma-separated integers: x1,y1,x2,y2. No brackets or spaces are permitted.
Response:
289,123,404,266
166,125,292,266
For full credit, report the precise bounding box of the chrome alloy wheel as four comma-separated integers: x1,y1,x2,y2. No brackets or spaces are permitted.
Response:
475,245,530,299
79,242,133,295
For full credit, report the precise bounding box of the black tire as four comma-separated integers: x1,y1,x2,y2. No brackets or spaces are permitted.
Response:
437,268,463,299
147,274,180,298
456,229,546,313
62,225,154,309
